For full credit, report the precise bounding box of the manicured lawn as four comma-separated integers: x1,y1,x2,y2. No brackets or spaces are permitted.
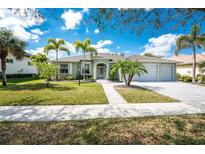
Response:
115,85,178,103
0,114,205,144
0,78,108,105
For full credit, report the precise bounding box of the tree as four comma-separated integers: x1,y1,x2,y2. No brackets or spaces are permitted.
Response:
110,60,147,86
73,38,97,80
38,63,56,88
0,28,26,86
30,53,48,75
44,38,70,80
88,9,205,36
176,24,205,83
144,52,157,57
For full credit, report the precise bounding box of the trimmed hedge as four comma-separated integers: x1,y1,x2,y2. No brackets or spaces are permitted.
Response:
0,74,37,79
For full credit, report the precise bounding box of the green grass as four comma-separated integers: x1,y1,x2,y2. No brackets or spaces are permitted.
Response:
0,114,205,144
115,85,178,103
0,77,108,105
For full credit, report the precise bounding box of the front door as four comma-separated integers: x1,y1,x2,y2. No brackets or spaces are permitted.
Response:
97,66,104,79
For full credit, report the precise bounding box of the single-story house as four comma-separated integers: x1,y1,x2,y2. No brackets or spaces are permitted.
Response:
169,54,205,76
51,53,177,82
0,52,37,78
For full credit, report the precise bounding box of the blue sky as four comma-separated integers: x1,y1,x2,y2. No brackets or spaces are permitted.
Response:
0,8,205,58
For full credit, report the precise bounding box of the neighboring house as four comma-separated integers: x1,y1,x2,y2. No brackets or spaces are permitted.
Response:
51,53,177,82
0,52,37,77
169,54,205,76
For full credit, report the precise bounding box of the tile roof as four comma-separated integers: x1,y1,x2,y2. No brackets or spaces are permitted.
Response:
169,54,205,64
128,55,178,63
50,53,177,63
50,53,125,62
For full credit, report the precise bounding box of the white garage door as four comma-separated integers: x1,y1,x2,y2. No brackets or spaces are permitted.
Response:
132,64,158,81
160,64,173,81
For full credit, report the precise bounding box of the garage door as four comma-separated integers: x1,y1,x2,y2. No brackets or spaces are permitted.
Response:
160,64,173,81
132,64,158,81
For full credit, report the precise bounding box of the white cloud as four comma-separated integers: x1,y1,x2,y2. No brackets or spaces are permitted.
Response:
117,46,120,49
61,9,83,30
26,47,44,55
64,41,76,53
26,40,76,59
142,33,181,57
94,29,100,34
31,28,44,35
91,40,113,53
0,9,44,41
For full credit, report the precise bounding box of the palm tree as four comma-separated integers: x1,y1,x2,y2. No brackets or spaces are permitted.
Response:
110,60,147,86
73,38,97,80
0,28,26,86
176,24,205,83
44,38,70,80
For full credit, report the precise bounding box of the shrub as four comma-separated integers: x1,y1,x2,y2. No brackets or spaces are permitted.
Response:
176,73,182,81
38,63,56,87
181,75,192,82
67,74,73,80
197,74,205,84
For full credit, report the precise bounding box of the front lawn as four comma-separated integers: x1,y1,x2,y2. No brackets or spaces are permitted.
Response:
0,114,205,144
115,85,178,103
0,78,108,105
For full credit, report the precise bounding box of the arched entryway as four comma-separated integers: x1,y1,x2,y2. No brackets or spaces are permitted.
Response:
96,63,107,79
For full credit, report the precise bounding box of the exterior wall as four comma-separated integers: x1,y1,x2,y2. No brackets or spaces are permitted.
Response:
72,62,78,79
176,64,201,76
0,54,37,75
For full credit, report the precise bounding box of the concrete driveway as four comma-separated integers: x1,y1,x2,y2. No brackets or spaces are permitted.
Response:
132,81,205,102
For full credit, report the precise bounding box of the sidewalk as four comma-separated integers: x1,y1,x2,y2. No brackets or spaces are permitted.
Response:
0,102,205,122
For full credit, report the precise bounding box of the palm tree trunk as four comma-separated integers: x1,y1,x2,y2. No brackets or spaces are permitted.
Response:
123,75,128,85
83,50,86,80
56,49,59,81
192,45,196,83
1,58,7,86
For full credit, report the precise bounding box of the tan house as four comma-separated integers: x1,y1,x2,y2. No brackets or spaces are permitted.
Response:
50,53,177,81
170,54,205,76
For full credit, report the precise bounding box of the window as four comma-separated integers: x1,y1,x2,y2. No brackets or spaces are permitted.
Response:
28,61,32,66
60,64,68,73
82,64,90,74
6,59,13,63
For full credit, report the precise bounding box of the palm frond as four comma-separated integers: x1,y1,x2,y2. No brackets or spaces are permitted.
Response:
194,36,205,49
44,44,56,55
84,38,91,46
58,39,66,46
48,38,57,46
86,46,97,58
59,46,70,55
73,40,84,52
175,35,192,55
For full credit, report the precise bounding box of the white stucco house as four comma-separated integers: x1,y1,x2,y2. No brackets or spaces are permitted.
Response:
51,53,177,81
170,54,205,76
0,52,37,77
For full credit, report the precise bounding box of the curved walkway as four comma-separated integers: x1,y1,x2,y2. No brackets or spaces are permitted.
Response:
0,81,205,122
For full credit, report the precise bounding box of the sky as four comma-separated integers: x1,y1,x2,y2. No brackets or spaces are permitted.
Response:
0,8,205,59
